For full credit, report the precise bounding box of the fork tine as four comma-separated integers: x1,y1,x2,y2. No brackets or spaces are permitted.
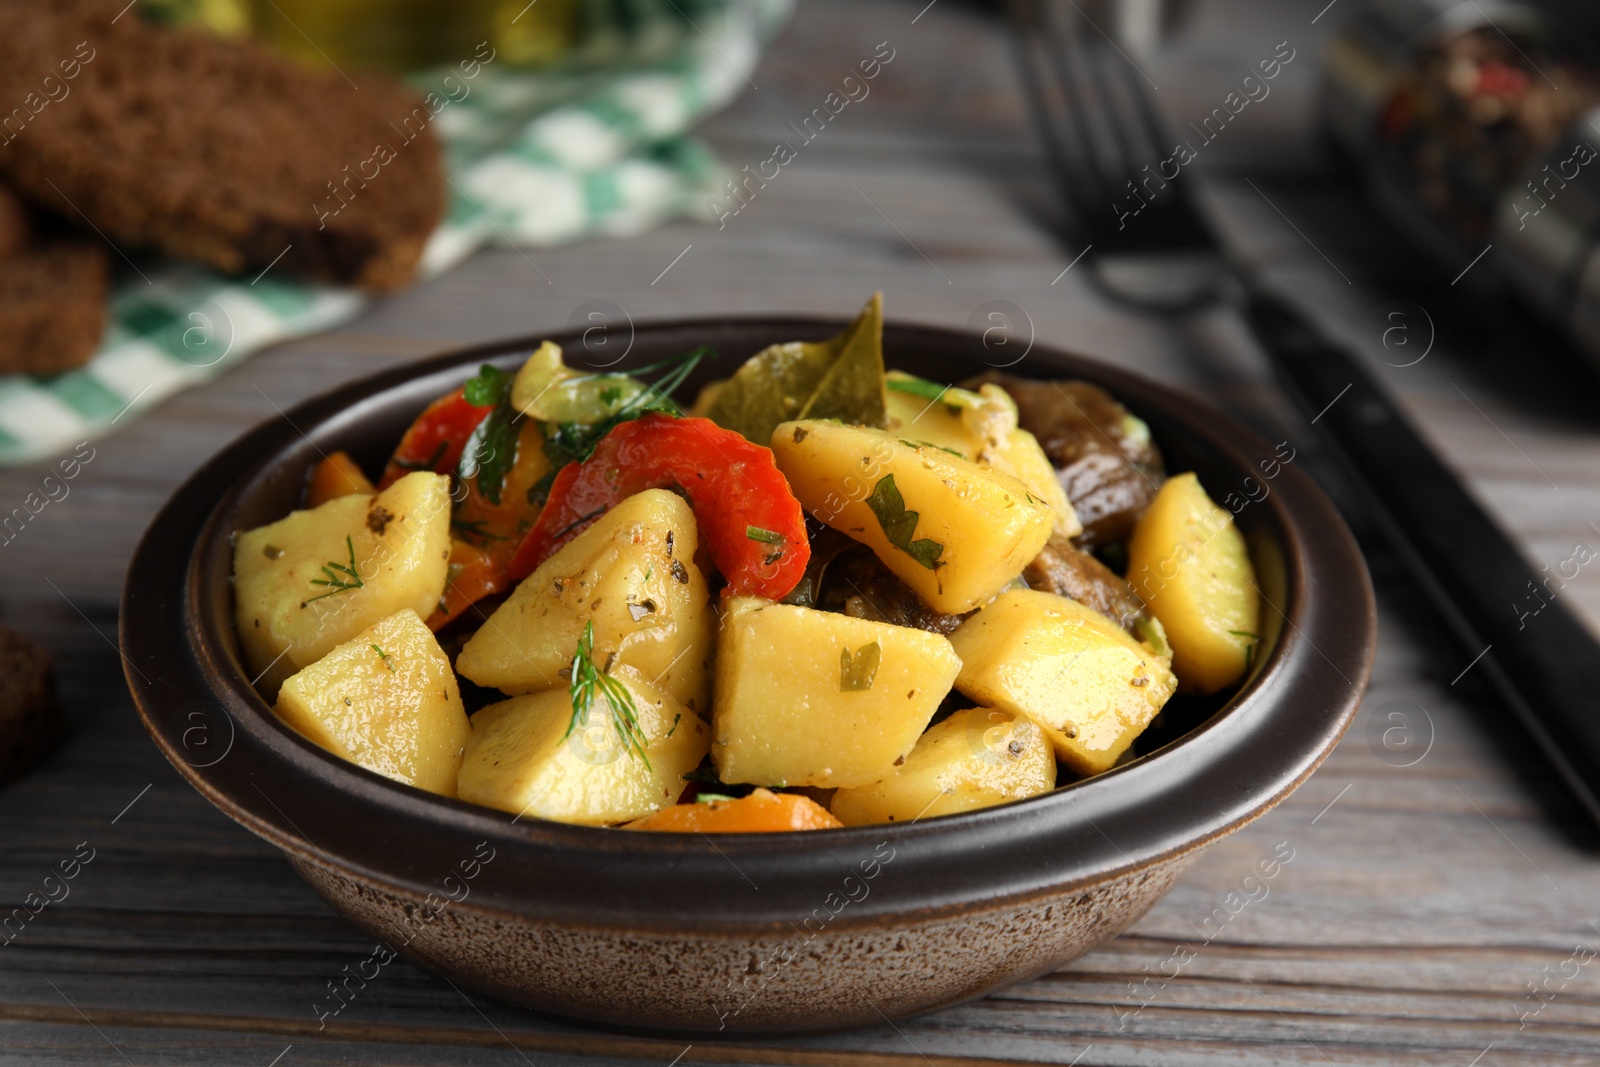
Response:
1048,6,1132,205
1076,7,1219,247
1075,17,1161,198
1011,0,1215,251
1011,0,1110,233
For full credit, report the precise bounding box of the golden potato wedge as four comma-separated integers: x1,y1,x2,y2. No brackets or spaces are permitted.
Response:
234,471,452,696
771,420,1054,614
712,596,962,789
273,609,469,796
885,375,1080,539
948,589,1177,775
456,489,714,713
1126,472,1260,694
830,707,1056,825
456,668,709,825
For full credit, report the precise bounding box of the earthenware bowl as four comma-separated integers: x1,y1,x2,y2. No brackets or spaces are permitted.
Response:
122,317,1375,1033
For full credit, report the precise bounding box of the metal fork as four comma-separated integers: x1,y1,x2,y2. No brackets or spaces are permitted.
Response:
1011,0,1600,828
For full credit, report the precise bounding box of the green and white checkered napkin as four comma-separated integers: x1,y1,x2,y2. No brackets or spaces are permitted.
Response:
0,0,792,466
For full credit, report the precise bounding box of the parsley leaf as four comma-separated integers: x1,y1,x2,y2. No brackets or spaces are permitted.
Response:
458,364,519,505
865,474,944,571
462,363,512,407
839,641,882,691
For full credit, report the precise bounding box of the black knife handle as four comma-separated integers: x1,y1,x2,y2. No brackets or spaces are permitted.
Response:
1243,287,1600,825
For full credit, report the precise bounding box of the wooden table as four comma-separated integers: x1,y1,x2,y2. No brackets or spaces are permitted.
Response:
4,1,1600,1063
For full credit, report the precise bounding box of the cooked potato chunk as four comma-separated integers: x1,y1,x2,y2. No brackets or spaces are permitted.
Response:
885,375,1081,539
712,596,961,789
830,707,1055,825
456,669,709,825
771,420,1054,614
1126,473,1260,695
948,589,1177,775
273,610,469,796
234,471,452,695
456,489,714,713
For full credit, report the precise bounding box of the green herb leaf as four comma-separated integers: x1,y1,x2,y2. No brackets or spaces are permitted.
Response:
541,347,713,474
865,474,944,571
451,518,510,544
839,641,882,692
463,363,512,407
371,644,396,672
459,364,521,506
695,792,739,803
745,525,785,545
885,374,950,401
306,535,365,603
899,438,966,458
565,620,651,768
1228,629,1261,674
701,293,887,443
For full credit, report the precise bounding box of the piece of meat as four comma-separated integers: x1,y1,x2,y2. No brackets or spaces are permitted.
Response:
1023,534,1146,632
816,544,971,636
965,373,1164,548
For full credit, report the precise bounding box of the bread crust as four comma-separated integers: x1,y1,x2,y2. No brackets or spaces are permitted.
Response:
0,625,60,788
0,0,445,292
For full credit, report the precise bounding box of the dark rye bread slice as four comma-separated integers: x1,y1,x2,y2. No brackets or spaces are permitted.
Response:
0,625,60,788
0,238,108,375
0,0,444,292
0,183,107,376
0,181,27,258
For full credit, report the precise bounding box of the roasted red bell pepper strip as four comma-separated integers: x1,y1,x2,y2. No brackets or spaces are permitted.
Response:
378,387,494,489
506,413,810,599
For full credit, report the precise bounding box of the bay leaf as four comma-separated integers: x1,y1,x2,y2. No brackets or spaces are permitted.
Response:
701,292,887,444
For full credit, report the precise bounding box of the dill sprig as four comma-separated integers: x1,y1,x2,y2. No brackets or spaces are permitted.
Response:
566,620,651,768
533,347,714,503
451,518,510,544
306,536,365,603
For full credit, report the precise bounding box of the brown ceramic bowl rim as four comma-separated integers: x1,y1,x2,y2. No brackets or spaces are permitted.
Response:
121,316,1375,933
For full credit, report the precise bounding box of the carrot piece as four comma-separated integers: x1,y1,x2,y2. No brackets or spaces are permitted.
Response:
427,539,502,630
426,420,551,630
624,788,843,833
306,451,376,507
